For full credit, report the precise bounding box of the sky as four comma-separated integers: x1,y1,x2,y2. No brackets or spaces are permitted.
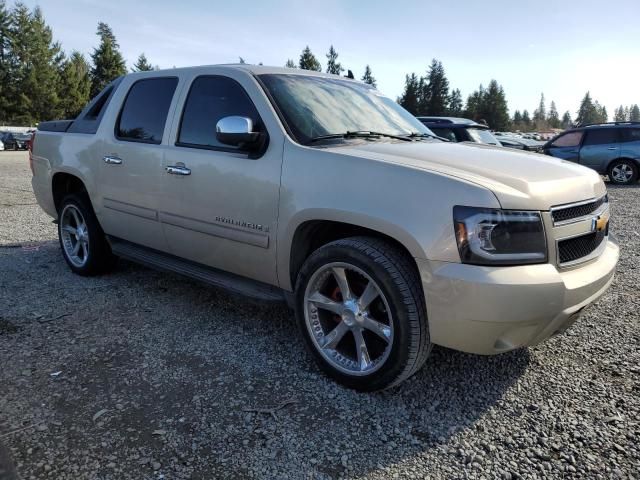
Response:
19,0,640,118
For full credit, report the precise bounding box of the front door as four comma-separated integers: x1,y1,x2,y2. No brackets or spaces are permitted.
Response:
544,130,584,163
97,77,180,252
158,74,282,285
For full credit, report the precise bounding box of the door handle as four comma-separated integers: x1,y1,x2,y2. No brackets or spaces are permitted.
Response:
607,147,617,150
103,155,123,165
166,165,191,176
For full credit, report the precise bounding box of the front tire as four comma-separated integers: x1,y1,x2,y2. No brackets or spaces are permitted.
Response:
294,237,431,391
608,159,638,185
58,193,115,276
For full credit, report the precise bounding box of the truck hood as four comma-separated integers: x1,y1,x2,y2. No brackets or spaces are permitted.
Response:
329,141,606,210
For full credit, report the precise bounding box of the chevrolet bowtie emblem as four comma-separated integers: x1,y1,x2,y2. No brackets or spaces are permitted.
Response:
591,212,609,232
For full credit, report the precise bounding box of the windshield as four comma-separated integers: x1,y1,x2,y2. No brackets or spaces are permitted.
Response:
467,127,501,145
258,74,435,145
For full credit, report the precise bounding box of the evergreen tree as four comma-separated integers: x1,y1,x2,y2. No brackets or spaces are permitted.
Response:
90,22,126,98
533,92,546,125
624,106,630,120
298,46,321,71
464,85,484,120
447,88,463,116
613,105,626,122
547,100,560,128
561,111,572,129
238,56,245,64
398,73,420,115
0,0,12,121
132,53,154,72
575,92,599,126
512,110,522,129
593,101,607,123
481,80,509,130
630,104,640,121
522,109,531,129
8,4,63,124
421,59,449,115
58,51,90,118
361,65,376,87
284,59,296,68
325,45,343,75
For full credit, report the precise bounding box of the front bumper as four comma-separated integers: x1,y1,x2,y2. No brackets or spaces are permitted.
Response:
417,235,619,355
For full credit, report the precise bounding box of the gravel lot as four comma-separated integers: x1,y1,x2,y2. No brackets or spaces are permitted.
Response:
1,151,638,480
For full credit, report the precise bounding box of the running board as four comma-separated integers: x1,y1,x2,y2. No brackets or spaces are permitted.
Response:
108,237,285,303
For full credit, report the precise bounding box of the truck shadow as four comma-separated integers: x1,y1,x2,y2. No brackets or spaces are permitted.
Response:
1,241,530,479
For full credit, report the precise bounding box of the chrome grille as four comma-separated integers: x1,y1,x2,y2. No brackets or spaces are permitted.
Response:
551,196,607,224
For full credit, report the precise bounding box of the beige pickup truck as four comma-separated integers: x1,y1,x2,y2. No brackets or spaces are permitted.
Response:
30,65,618,390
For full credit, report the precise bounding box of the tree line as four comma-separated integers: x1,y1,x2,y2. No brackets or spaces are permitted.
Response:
0,1,153,125
395,60,639,132
0,1,637,131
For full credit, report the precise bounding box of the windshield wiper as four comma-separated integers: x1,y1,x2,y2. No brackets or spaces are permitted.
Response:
308,130,413,144
406,132,449,142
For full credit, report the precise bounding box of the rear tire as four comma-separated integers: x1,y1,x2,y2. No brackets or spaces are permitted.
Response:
57,193,116,276
608,159,638,185
294,236,431,391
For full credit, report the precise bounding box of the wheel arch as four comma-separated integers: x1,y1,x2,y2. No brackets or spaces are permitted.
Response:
51,171,90,214
282,212,425,292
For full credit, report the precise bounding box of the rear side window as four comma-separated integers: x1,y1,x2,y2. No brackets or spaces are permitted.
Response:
551,131,583,147
177,76,262,151
583,129,619,146
116,77,178,144
621,128,640,143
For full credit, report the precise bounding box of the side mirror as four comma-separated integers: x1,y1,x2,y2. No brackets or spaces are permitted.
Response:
216,116,261,148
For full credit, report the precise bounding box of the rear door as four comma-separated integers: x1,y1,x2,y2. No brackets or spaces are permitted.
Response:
544,130,584,163
620,127,640,161
96,76,180,252
579,128,620,172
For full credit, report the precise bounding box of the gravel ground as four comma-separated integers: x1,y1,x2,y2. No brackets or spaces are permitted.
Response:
0,151,639,480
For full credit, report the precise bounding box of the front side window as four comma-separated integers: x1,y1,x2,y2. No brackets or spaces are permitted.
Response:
116,77,178,144
258,74,433,145
177,76,263,150
430,127,457,142
551,131,583,147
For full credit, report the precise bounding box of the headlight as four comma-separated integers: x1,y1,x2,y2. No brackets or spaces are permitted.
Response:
453,206,547,265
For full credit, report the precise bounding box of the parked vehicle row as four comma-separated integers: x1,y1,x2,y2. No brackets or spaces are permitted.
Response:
0,131,31,150
30,65,618,391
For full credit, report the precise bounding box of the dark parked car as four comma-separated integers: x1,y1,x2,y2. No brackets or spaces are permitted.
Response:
416,117,502,146
494,134,545,152
543,122,640,185
0,132,30,150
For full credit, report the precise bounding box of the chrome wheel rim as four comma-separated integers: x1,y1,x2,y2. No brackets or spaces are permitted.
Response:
612,164,633,183
60,204,89,268
304,262,394,376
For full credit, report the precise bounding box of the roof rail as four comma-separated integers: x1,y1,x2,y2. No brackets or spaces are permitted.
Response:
580,121,640,128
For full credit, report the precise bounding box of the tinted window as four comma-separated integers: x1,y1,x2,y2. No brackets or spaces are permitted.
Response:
178,76,262,150
551,131,583,147
117,77,178,144
583,129,619,146
621,128,640,143
430,127,457,142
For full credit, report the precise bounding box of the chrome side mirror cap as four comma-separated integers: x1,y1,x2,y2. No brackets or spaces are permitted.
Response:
216,116,261,148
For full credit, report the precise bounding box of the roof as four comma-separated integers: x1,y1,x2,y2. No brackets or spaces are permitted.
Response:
128,63,361,82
